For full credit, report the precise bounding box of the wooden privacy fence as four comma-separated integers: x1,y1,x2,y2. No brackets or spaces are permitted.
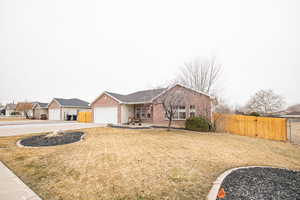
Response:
214,113,287,141
78,112,92,123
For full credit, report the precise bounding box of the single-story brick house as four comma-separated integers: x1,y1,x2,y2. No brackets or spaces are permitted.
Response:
48,98,91,120
32,102,48,119
91,84,213,126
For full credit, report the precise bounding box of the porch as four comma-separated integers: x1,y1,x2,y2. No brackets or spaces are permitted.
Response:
120,103,153,124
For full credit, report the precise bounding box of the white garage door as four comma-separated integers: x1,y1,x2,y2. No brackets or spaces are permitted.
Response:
49,109,60,120
94,107,118,124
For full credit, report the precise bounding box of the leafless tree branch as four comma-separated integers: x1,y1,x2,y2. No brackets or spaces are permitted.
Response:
245,89,285,115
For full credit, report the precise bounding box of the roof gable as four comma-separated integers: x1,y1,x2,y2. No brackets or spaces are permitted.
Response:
33,102,48,109
106,88,166,104
151,84,211,102
16,102,34,111
53,98,90,108
92,84,211,105
5,103,16,110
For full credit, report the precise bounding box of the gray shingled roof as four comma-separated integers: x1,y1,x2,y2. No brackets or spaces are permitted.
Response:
5,103,16,110
34,102,48,108
54,98,90,107
286,111,300,116
106,88,166,103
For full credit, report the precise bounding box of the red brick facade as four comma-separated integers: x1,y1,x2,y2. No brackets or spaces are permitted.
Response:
91,93,121,123
48,100,60,109
151,85,212,127
92,85,212,127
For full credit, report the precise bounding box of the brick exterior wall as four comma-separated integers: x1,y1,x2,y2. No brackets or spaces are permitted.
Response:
91,85,212,126
152,85,212,127
135,104,153,123
48,100,60,109
92,93,121,123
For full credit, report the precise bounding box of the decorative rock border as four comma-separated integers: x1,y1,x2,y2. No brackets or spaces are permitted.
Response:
108,124,153,129
207,166,297,200
17,132,86,148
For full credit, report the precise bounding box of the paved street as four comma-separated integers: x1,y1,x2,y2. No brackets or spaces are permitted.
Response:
0,120,104,136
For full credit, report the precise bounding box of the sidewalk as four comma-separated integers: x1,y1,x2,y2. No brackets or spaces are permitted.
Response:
0,161,42,200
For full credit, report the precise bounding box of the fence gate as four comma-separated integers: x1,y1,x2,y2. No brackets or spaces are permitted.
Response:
287,119,300,145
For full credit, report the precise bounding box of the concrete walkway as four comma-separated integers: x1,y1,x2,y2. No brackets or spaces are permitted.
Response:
0,161,42,200
0,121,105,136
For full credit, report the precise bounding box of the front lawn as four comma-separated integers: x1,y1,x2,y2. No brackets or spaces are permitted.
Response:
0,128,300,200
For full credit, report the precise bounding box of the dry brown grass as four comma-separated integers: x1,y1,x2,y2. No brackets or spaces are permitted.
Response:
0,128,300,200
0,117,28,121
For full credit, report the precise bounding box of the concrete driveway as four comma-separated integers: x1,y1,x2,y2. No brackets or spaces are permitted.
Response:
0,120,104,136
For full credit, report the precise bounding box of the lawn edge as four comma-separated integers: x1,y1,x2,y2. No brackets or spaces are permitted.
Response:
206,166,297,200
0,161,43,200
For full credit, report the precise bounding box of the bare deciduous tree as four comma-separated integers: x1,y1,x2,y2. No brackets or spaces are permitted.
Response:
160,88,188,131
176,56,221,95
245,89,285,115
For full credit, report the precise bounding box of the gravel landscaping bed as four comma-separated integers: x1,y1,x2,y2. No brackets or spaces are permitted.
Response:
19,132,84,147
216,167,300,200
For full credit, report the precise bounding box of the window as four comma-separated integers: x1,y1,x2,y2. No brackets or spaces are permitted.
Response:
135,107,141,118
178,106,186,120
135,105,151,119
190,105,195,110
167,105,186,120
190,105,196,117
190,112,195,118
179,112,186,119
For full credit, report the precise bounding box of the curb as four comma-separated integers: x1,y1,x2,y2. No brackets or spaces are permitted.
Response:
16,133,86,148
206,166,295,200
0,161,42,200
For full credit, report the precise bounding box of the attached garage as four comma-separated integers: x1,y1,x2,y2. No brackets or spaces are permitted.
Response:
94,107,118,124
49,109,60,120
48,98,91,121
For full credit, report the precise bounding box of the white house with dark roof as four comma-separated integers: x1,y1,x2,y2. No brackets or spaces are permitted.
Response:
48,98,91,120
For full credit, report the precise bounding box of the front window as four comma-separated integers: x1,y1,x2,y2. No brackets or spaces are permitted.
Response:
169,105,186,120
135,105,151,119
190,105,196,117
178,106,186,120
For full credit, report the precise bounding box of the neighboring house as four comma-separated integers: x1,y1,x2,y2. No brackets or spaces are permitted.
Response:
91,84,213,126
5,103,17,116
281,111,300,119
16,102,36,118
48,98,91,120
32,102,48,119
0,105,5,115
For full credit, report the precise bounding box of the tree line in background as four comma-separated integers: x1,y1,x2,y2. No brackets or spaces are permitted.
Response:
160,55,295,130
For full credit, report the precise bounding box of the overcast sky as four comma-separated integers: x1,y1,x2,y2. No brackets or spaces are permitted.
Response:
1,0,299,107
